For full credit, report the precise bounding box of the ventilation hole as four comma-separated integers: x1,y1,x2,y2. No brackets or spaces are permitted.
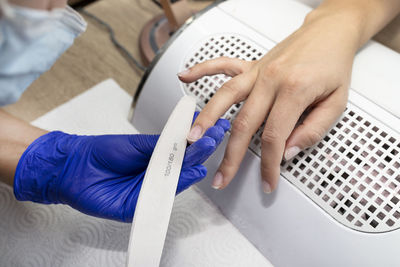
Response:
353,206,361,214
368,205,377,213
307,182,315,190
387,219,395,226
338,207,346,215
384,204,393,212
347,214,355,222
361,212,370,221
377,212,386,220
391,196,399,205
315,188,322,196
344,199,353,207
370,219,379,228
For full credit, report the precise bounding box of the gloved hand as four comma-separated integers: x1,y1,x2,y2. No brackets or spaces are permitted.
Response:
14,115,230,222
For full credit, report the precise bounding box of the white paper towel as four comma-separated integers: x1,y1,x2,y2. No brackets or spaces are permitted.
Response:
0,79,272,267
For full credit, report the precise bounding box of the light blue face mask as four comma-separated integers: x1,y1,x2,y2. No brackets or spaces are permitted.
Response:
0,2,87,106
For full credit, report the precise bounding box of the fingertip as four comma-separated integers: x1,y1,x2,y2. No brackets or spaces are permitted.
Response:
261,166,280,194
262,180,272,194
203,125,225,145
216,118,231,132
284,146,301,161
262,177,279,194
199,136,217,148
177,165,208,194
177,69,191,78
189,164,208,178
186,136,216,157
212,171,224,189
199,165,208,178
187,125,203,143
212,161,236,190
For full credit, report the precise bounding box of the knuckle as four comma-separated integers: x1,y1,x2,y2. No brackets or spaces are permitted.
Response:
232,115,251,134
261,127,280,145
304,10,318,24
282,74,305,95
221,157,234,170
262,61,282,78
221,82,243,100
260,163,274,178
217,57,234,69
306,126,325,146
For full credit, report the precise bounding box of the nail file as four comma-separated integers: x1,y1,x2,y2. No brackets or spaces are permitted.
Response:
126,95,196,267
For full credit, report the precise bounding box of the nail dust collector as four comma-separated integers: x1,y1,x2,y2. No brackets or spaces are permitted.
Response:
130,0,400,266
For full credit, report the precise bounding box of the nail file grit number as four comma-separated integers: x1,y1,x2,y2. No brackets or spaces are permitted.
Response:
164,142,179,177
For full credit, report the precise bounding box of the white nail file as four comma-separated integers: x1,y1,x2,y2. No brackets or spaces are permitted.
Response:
126,95,196,267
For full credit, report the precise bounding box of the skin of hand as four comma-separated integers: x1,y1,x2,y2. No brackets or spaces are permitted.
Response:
0,110,47,186
178,0,400,193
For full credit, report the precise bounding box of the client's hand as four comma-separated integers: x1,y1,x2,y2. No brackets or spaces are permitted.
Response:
178,9,363,193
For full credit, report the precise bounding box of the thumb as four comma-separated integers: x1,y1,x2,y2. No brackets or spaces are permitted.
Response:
284,88,347,161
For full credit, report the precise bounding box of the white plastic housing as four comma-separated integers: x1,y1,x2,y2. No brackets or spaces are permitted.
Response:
130,0,400,266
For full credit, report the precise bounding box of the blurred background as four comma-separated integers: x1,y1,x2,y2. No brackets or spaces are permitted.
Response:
3,0,399,123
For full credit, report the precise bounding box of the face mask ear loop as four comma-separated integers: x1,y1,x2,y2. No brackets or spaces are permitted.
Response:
0,0,15,18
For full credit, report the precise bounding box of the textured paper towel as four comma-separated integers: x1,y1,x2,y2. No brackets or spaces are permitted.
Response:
0,79,272,267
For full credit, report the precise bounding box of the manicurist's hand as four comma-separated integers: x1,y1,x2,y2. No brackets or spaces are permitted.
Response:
13,114,230,222
178,0,400,193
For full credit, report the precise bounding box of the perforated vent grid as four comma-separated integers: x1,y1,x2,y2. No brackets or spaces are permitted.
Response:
182,34,400,232
281,106,400,232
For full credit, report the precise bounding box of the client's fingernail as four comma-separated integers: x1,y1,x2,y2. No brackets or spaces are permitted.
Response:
212,172,223,189
187,125,202,142
284,146,301,161
177,69,190,77
262,180,272,194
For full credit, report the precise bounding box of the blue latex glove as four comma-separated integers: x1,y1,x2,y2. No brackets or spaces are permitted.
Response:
14,116,230,222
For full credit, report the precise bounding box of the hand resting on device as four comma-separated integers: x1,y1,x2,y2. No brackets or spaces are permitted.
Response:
179,0,400,193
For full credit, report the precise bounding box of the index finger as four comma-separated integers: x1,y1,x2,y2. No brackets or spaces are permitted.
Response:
178,57,253,83
187,71,256,143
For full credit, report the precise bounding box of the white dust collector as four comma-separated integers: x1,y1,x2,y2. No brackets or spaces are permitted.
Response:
130,0,400,266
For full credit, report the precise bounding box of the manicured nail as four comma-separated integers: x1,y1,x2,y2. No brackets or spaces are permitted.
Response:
177,69,190,77
262,180,271,194
284,146,301,161
187,125,202,142
212,172,223,189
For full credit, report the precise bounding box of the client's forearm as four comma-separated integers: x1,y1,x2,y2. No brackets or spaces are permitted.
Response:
307,0,400,49
0,110,47,186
